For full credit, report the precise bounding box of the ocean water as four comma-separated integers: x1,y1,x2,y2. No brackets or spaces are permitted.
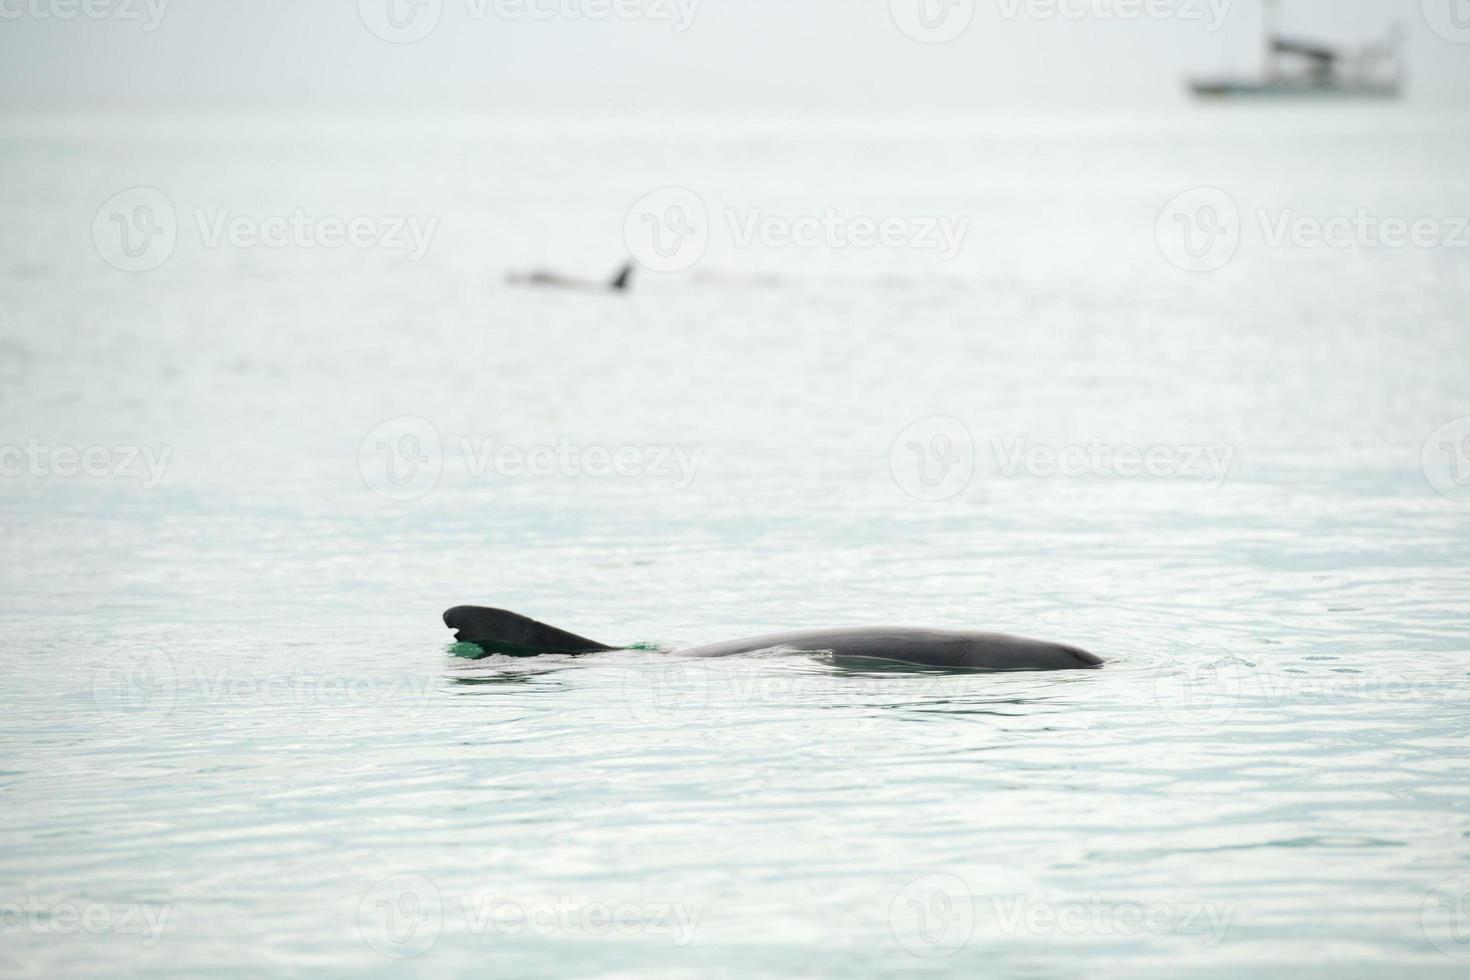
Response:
2,107,1470,977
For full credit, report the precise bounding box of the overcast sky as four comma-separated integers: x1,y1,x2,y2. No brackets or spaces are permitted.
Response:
3,0,1468,111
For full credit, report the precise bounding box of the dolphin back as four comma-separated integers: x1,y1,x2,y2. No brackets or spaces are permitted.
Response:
679,627,1101,671
439,610,1100,671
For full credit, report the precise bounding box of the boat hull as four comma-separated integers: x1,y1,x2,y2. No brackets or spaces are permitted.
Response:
1189,79,1400,100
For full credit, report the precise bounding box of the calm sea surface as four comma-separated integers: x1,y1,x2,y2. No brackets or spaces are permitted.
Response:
2,108,1470,977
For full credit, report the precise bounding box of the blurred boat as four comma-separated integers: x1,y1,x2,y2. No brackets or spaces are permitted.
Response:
1189,0,1402,100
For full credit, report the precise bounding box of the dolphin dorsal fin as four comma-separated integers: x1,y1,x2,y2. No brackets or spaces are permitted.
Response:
610,261,634,291
443,606,616,654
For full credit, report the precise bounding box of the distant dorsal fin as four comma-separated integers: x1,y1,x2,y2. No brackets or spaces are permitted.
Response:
609,261,634,291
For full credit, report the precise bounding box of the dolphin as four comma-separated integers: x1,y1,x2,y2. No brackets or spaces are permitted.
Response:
442,607,1102,672
506,261,633,292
